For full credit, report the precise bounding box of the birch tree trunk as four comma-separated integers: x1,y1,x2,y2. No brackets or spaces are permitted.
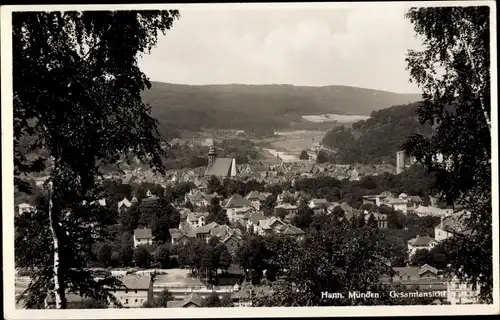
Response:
47,181,62,309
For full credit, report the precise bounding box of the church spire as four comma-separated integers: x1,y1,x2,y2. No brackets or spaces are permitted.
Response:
208,145,217,164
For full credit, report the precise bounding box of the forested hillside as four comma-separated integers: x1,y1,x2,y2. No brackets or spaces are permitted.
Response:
321,103,433,165
142,82,421,134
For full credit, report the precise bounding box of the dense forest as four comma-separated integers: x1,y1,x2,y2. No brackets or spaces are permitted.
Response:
142,82,421,134
321,103,434,165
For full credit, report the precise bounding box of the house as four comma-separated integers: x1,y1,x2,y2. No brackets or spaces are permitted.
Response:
187,212,207,228
434,212,470,242
142,190,158,202
194,223,217,243
308,198,328,209
110,274,152,308
381,264,447,292
231,282,272,307
222,233,243,254
204,145,238,178
185,190,218,208
276,190,297,205
17,203,36,215
414,205,453,217
133,228,153,248
224,194,253,222
407,195,423,207
168,292,204,308
117,197,132,212
382,197,408,213
447,276,480,304
174,231,197,246
169,228,182,245
274,203,299,215
281,224,306,241
363,211,388,229
256,217,287,236
308,198,328,214
245,191,267,210
246,211,266,232
407,235,439,257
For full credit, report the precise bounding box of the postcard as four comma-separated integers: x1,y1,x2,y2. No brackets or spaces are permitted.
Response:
2,1,498,319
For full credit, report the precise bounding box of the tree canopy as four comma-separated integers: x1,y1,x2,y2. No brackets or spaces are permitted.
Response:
13,10,180,308
403,6,492,302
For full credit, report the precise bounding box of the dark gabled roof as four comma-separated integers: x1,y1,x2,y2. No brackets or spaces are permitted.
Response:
204,158,236,177
250,212,266,223
178,292,203,307
134,228,152,239
282,224,305,235
224,194,252,208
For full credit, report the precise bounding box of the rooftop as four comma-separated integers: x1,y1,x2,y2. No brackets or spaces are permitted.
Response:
134,228,153,239
407,235,436,246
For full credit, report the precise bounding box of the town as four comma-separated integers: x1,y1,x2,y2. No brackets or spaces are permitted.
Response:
14,145,479,308
9,4,492,314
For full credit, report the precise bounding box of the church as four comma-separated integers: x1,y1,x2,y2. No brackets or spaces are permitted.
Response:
204,145,238,179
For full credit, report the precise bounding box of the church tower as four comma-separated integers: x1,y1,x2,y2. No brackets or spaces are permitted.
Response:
208,145,217,164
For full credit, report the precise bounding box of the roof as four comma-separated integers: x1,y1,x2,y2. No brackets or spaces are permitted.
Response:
407,235,436,246
379,191,395,198
134,228,153,239
246,190,261,200
414,206,451,216
170,292,204,308
259,217,286,230
18,203,35,208
169,228,182,240
275,203,298,210
224,194,252,208
211,225,233,238
384,197,407,205
310,198,328,205
250,212,266,223
340,202,353,212
343,209,363,222
118,198,132,209
196,222,220,234
392,264,438,278
204,158,237,177
438,212,472,235
408,195,423,202
282,224,305,235
119,274,151,290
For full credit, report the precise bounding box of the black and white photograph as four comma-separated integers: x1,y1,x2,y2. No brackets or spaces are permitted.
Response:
1,1,498,318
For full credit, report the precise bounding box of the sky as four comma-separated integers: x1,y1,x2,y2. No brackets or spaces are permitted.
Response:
138,5,425,94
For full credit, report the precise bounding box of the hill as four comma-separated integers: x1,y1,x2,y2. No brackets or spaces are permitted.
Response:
321,102,434,165
142,82,422,135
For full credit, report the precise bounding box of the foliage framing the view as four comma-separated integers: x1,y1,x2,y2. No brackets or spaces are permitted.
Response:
13,10,180,308
403,6,492,302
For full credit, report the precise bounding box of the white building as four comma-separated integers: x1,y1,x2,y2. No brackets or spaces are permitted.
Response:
223,194,253,222
414,205,453,217
447,276,481,304
17,203,36,215
407,235,439,257
110,274,151,308
382,197,408,213
133,228,153,248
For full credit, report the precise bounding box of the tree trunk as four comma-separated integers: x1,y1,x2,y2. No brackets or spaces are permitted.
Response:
48,182,66,308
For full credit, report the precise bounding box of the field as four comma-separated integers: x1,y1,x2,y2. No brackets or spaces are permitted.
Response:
302,114,370,123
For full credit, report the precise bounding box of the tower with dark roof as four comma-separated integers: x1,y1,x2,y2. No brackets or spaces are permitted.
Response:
208,145,217,164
